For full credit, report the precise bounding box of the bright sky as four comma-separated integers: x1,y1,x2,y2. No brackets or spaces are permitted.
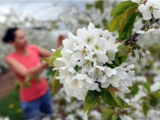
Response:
0,0,94,20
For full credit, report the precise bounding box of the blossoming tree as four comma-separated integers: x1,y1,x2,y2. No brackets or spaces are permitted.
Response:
44,0,160,119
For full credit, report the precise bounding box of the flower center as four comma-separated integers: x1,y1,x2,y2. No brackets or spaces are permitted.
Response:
93,54,97,58
95,45,99,49
149,6,154,12
99,34,102,37
82,49,86,54
87,38,91,43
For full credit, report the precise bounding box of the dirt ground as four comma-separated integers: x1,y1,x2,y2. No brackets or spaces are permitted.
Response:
0,69,16,99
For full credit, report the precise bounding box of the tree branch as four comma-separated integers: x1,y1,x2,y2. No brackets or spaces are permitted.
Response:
124,19,159,45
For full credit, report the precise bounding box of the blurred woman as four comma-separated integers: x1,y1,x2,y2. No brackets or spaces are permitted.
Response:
3,28,54,120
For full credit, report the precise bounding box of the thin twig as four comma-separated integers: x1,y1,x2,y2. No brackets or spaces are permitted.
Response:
124,19,159,45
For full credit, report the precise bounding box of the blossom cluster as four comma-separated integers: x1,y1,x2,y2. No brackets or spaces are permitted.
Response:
54,23,134,100
138,0,160,20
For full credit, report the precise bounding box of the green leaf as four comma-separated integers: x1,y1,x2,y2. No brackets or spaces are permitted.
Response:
50,50,62,61
109,12,124,32
117,117,122,120
99,106,114,120
142,82,150,92
105,62,117,68
74,65,82,72
118,55,128,65
41,58,54,67
23,82,31,87
35,76,40,82
145,59,154,70
142,101,149,116
110,52,128,67
111,114,117,120
94,0,104,13
86,3,93,9
110,91,131,108
119,6,138,32
117,45,132,57
84,90,100,113
41,50,62,67
103,18,109,29
118,12,137,40
24,75,39,87
111,1,138,16
15,80,22,90
52,70,60,93
150,96,158,107
101,88,130,107
101,88,120,107
130,84,139,96
25,76,31,82
112,54,120,66
152,92,160,99
118,6,138,40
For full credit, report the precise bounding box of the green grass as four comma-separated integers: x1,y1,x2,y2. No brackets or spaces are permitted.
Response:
0,88,24,120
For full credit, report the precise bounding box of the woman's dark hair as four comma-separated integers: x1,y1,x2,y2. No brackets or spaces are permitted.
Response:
2,27,19,43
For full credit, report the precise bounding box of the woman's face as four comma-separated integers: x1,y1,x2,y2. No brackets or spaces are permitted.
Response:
12,29,28,48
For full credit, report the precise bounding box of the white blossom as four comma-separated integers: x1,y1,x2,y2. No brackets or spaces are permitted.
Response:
120,115,133,120
138,0,160,20
137,28,160,47
54,23,134,100
89,110,102,120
